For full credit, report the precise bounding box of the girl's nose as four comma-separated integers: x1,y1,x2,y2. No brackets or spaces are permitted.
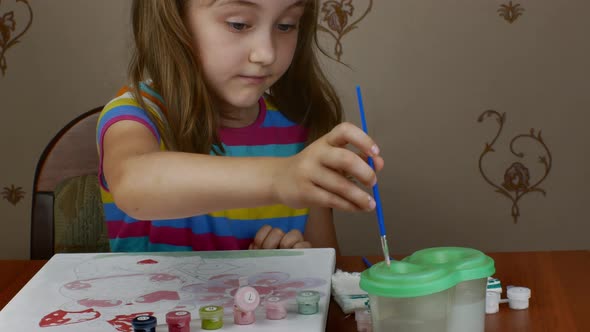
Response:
248,32,276,66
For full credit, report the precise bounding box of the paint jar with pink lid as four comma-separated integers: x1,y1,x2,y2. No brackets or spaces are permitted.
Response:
265,296,287,320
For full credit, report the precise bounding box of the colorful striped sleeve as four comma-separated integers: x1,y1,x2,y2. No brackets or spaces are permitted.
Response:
96,91,162,191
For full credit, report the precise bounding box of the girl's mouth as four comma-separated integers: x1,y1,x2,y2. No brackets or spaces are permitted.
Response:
238,75,268,84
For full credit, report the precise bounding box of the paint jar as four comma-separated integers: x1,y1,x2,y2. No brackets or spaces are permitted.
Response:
166,310,191,332
198,305,224,330
265,296,287,320
507,287,531,310
355,308,373,332
296,290,320,315
233,285,260,325
485,291,501,314
131,315,157,332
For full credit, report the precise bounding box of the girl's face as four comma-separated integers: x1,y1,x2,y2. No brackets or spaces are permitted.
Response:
186,0,305,114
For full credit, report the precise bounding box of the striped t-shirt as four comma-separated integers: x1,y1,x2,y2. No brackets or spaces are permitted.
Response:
96,84,309,252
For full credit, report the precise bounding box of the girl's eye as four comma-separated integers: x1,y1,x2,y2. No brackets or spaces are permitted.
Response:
227,22,248,31
277,24,297,32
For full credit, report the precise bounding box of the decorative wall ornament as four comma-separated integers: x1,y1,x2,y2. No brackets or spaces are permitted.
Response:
477,110,552,223
0,0,33,76
2,184,25,206
498,1,524,23
318,0,373,61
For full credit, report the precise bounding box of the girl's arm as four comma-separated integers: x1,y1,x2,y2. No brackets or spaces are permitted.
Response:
103,120,282,220
103,120,383,220
305,207,340,255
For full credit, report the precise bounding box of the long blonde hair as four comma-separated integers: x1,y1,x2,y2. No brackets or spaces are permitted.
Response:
129,0,342,153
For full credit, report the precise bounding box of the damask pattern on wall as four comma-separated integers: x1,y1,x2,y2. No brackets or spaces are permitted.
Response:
498,1,524,23
316,0,522,62
0,0,33,76
318,0,373,61
477,111,552,223
2,184,25,206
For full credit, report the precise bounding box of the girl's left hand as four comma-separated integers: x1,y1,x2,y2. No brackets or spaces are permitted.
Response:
248,225,311,250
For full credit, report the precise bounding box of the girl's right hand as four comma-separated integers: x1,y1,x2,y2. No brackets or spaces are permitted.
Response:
272,122,384,212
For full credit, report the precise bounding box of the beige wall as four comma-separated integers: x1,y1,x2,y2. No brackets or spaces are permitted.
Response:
0,0,130,259
323,0,590,255
0,1,588,259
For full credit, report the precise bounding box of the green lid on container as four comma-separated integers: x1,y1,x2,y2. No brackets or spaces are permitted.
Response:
360,247,496,298
360,260,456,298
403,247,495,281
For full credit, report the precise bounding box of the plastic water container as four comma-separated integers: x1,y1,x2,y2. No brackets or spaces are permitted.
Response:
360,261,455,331
355,308,373,332
404,247,494,332
360,247,495,332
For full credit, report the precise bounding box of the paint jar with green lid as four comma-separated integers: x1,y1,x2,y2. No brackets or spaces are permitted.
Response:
360,260,455,332
296,290,320,315
403,247,495,332
198,305,224,330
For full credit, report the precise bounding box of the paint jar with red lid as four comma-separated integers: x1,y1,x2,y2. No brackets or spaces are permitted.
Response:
166,310,191,332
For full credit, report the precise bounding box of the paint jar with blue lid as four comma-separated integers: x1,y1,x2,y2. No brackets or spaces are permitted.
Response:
131,315,157,332
296,290,320,315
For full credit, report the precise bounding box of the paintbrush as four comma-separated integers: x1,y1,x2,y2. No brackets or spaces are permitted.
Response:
355,85,391,267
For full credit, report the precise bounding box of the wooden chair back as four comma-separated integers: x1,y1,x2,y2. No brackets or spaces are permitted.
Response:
31,107,103,259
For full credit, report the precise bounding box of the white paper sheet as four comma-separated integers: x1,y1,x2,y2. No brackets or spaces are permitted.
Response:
0,248,335,331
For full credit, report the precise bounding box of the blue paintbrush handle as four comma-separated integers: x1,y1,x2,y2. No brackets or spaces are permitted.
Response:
356,86,387,237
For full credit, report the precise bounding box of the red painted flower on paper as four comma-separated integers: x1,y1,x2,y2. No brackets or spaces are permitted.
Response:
39,308,101,327
107,312,154,332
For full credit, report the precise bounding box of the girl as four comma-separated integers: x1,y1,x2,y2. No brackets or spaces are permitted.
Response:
97,0,384,253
